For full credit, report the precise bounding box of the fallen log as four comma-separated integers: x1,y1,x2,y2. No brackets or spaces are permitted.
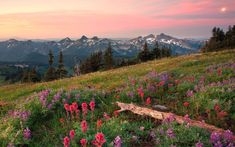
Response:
116,102,235,140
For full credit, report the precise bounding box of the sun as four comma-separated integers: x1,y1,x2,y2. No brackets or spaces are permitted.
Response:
220,7,227,13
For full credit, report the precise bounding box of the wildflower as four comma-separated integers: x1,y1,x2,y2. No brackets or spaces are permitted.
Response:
139,126,145,131
113,110,119,117
159,128,164,135
210,132,221,144
63,136,70,147
217,111,228,118
186,90,194,97
149,130,156,139
158,81,165,87
103,112,110,120
69,130,75,139
127,91,134,98
145,97,151,105
69,105,74,113
163,114,175,124
183,114,191,124
183,101,190,107
89,101,95,111
217,68,222,76
23,127,31,140
223,130,233,142
195,141,203,147
64,103,69,110
82,102,88,114
97,119,102,129
115,95,120,99
59,118,65,124
214,104,221,112
80,138,87,147
75,109,80,120
92,132,106,147
166,128,175,138
81,120,88,133
113,136,122,147
72,102,78,110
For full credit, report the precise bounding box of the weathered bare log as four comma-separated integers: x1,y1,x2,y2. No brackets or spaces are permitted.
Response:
116,102,235,140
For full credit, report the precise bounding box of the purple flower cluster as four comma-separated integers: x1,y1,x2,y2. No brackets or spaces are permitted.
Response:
38,89,50,107
126,91,134,98
23,127,31,140
163,114,175,124
195,141,203,147
160,73,169,82
146,71,158,79
47,92,62,109
186,90,194,97
210,130,234,147
166,128,175,138
8,110,31,121
113,136,122,147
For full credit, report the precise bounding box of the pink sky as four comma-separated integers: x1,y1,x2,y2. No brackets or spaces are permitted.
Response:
0,0,234,39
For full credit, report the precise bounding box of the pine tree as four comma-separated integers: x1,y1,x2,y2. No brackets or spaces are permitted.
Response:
56,51,68,79
45,50,56,81
138,42,151,62
29,67,40,82
151,41,161,59
104,43,113,69
22,70,29,83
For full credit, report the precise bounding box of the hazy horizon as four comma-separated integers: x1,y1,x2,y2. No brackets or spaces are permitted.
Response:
0,0,234,39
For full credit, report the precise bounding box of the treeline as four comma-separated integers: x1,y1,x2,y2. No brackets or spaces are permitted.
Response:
22,50,68,82
202,25,235,52
3,41,171,83
80,42,171,74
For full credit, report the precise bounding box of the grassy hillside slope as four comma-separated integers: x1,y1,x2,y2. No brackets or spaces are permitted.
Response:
0,49,234,146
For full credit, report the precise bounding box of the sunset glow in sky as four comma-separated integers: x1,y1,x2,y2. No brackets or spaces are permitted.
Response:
0,0,234,39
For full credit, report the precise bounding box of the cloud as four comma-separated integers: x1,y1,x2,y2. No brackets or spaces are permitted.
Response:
0,0,234,38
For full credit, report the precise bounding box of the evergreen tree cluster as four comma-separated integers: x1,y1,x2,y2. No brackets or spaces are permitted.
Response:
44,50,68,81
22,67,41,83
80,43,113,74
202,25,235,52
138,42,171,62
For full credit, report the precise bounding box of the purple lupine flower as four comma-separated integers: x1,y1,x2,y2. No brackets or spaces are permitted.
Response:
183,114,191,124
147,71,158,79
149,130,156,138
38,89,50,107
23,128,31,140
147,84,156,93
195,141,203,147
163,114,175,124
166,128,175,138
186,90,194,97
113,136,122,147
21,111,31,121
47,103,52,109
127,91,134,98
223,130,233,142
9,110,31,121
160,73,169,81
210,132,221,144
7,143,14,147
214,141,223,147
159,128,164,135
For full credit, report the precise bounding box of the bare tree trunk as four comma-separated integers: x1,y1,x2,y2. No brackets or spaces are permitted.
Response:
116,102,235,140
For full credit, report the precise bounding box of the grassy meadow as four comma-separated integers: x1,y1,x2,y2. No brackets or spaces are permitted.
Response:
0,49,234,146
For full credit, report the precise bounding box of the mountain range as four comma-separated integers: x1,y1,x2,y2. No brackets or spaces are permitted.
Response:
0,33,205,66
